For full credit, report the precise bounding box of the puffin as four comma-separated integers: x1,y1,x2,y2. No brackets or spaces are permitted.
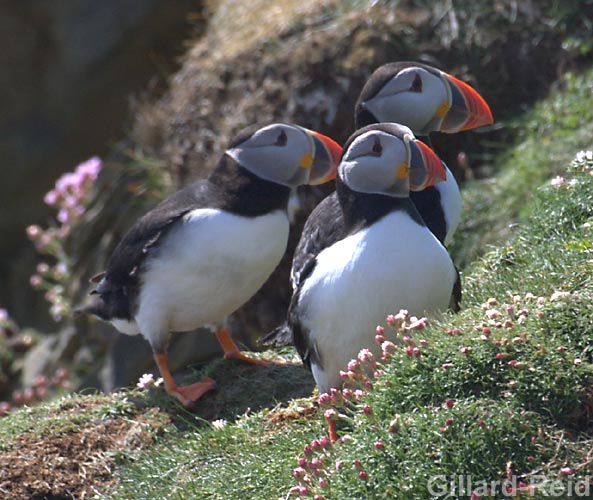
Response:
78,123,342,405
355,61,493,246
262,62,493,347
285,124,457,437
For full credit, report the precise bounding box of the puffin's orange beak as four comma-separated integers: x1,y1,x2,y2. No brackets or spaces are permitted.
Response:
440,73,494,133
306,130,342,185
408,139,447,191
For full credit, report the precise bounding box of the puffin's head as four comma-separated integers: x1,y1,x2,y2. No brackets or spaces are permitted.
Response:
226,123,342,187
355,62,494,134
339,123,446,198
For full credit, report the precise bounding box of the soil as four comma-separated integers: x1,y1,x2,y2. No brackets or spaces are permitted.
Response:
0,402,169,500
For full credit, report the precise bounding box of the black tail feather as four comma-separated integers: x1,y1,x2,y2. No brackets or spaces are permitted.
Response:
260,321,294,347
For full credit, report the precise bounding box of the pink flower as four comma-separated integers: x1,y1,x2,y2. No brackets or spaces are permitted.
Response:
381,341,397,359
374,439,384,450
445,399,454,408
319,436,332,449
460,346,471,354
560,466,572,476
26,225,41,240
441,363,454,369
375,333,386,344
43,190,59,206
348,359,360,371
297,485,310,495
0,401,12,417
323,409,337,421
408,317,428,330
357,349,375,364
57,207,70,224
358,471,368,480
318,393,331,407
335,460,344,470
136,373,156,389
386,315,398,326
293,467,306,478
362,404,372,416
36,262,50,274
76,156,102,181
30,275,42,288
550,176,565,189
485,308,500,319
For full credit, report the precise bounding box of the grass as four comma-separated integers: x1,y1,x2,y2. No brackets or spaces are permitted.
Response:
100,69,593,499
451,69,593,269
2,67,593,499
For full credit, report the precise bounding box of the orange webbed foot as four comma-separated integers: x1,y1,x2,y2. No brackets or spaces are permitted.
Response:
216,327,275,367
168,377,216,406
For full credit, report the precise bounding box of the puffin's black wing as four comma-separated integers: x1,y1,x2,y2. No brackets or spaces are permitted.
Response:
261,192,346,348
79,179,215,321
291,193,346,290
104,179,216,285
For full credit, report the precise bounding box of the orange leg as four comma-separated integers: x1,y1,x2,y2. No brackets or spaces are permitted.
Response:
326,415,339,443
153,351,216,406
215,327,271,367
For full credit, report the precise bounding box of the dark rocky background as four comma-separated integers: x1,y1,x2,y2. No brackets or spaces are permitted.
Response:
2,0,592,398
0,0,203,327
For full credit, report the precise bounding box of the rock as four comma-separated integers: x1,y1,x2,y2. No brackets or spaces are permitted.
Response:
0,0,203,328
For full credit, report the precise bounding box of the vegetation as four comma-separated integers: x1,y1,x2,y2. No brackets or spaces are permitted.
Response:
2,2,593,498
101,111,593,498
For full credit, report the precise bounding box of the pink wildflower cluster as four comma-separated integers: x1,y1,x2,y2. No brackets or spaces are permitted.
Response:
0,368,71,417
573,150,593,173
26,157,103,321
288,310,430,498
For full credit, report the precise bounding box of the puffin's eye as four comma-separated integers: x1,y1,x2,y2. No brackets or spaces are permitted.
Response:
370,139,383,156
275,130,288,146
410,73,422,93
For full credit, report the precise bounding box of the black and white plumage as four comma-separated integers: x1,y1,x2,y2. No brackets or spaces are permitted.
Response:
286,123,457,395
262,62,493,347
78,123,341,405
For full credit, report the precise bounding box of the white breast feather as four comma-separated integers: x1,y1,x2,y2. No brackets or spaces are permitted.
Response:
298,211,456,392
133,208,289,346
437,165,462,246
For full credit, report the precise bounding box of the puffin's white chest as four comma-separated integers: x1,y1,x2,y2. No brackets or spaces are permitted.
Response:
298,211,456,392
438,164,462,246
134,208,289,339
